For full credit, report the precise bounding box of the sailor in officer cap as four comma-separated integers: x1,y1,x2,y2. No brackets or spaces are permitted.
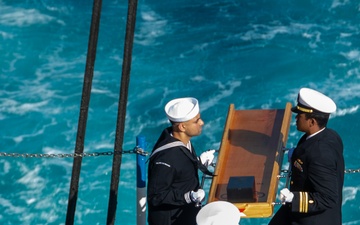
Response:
291,87,336,115
269,88,344,225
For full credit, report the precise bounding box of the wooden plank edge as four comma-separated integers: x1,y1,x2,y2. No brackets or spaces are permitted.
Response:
208,104,235,202
266,102,293,213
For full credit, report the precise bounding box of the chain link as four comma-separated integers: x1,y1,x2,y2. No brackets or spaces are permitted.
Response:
0,147,148,159
272,202,285,206
344,168,360,174
279,168,360,176
1,149,359,174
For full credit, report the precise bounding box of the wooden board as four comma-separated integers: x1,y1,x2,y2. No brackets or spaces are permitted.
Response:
207,103,292,218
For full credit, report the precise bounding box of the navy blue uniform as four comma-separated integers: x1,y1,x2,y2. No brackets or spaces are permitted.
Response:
147,127,201,225
269,128,344,225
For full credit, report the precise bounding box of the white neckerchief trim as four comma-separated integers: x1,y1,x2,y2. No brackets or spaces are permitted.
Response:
187,141,192,152
150,141,186,158
306,127,325,140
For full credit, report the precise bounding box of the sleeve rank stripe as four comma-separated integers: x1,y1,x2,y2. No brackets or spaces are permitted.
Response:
299,192,309,213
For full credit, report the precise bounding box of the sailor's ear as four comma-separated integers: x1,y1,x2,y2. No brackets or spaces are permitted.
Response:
172,122,185,132
309,118,317,127
178,122,186,132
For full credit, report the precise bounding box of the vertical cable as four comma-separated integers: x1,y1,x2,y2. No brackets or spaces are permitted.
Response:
65,0,103,224
106,0,138,224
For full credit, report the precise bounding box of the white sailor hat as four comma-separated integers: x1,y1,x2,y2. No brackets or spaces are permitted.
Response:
196,201,246,225
291,88,336,114
165,97,199,122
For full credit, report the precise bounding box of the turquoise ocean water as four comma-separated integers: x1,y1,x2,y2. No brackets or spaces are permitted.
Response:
1,0,360,224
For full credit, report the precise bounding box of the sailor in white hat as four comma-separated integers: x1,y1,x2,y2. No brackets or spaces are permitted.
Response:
148,97,215,225
269,88,344,225
165,97,200,123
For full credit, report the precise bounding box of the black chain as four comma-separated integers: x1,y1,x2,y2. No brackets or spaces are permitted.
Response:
344,168,360,174
0,147,148,158
280,168,360,174
1,148,359,173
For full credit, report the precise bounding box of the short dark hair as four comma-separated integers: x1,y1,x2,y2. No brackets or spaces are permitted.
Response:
169,120,179,125
304,113,330,128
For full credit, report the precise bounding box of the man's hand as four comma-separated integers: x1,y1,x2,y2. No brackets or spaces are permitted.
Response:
200,150,215,166
280,188,294,203
185,189,205,204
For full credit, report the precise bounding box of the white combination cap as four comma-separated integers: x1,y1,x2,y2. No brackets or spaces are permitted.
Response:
196,201,246,225
165,97,199,122
291,88,336,114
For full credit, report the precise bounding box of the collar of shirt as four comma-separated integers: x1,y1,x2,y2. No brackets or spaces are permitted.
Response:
170,133,192,152
186,142,192,152
306,127,326,140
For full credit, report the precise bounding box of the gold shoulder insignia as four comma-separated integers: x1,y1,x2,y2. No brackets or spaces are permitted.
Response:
294,160,303,172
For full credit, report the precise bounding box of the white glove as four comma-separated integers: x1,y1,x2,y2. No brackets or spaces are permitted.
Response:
200,150,215,166
280,188,294,203
184,189,205,204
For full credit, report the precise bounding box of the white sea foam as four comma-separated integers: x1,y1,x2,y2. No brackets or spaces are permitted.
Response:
43,146,68,154
135,7,168,46
0,6,55,27
17,164,46,189
331,0,352,9
241,22,318,42
343,186,358,205
200,80,242,112
40,210,59,223
0,197,26,214
341,50,360,62
333,105,359,117
0,159,11,174
2,53,25,72
91,88,110,94
242,24,291,41
344,221,360,225
0,30,13,39
6,159,72,224
240,22,334,51
35,54,86,80
4,118,57,143
0,98,54,118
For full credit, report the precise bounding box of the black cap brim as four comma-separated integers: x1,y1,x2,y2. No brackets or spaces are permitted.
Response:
291,106,302,113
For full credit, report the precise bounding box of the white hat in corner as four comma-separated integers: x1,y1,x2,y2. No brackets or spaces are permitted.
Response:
165,97,199,122
291,88,336,114
196,201,246,225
